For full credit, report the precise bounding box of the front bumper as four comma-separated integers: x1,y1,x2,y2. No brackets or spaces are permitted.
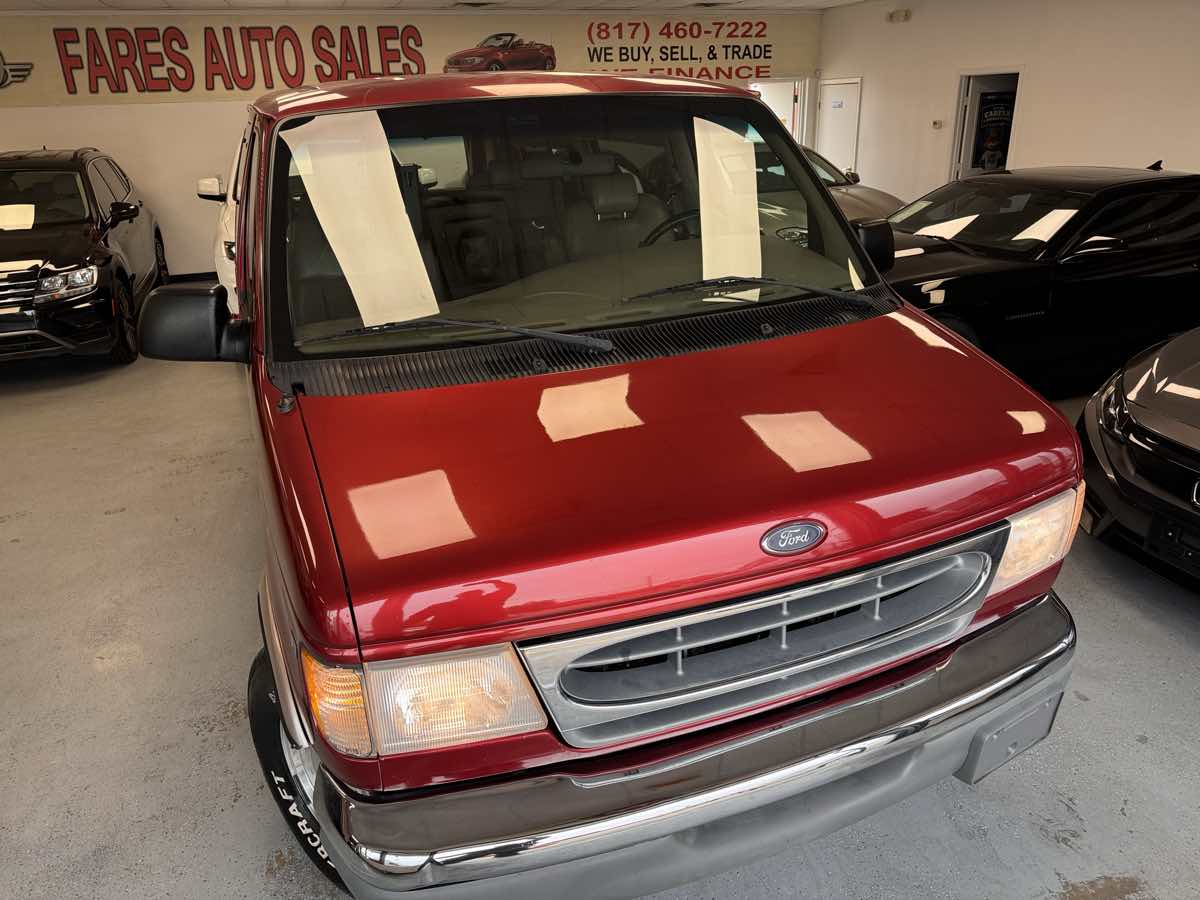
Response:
1078,395,1200,575
315,593,1075,900
0,290,116,360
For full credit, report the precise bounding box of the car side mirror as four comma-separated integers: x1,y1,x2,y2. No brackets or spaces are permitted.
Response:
1063,236,1129,261
138,281,249,363
109,200,139,225
197,176,226,202
852,217,895,274
844,169,861,184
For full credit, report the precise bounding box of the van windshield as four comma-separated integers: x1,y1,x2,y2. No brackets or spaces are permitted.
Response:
268,94,879,357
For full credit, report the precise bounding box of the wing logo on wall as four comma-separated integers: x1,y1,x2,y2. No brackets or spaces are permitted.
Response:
0,51,34,89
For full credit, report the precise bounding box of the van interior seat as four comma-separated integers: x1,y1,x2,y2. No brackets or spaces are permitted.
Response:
564,172,668,261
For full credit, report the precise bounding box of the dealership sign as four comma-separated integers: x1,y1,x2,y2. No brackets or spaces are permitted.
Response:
0,13,818,107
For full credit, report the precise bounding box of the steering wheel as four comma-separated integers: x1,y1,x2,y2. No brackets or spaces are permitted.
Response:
639,209,701,247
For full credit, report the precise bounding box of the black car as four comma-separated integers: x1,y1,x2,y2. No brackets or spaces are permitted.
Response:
1079,327,1200,578
801,146,904,220
886,166,1200,395
0,148,167,364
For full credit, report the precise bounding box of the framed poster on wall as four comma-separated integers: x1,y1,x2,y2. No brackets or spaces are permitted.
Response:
971,90,1015,171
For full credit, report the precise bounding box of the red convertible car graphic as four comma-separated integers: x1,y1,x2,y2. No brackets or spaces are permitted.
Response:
444,33,556,72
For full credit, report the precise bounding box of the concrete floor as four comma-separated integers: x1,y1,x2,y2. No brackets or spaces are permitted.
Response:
2,358,1198,900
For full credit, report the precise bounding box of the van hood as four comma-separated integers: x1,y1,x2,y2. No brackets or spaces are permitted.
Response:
297,307,1078,648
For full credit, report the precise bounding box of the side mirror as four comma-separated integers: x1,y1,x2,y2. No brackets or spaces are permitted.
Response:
852,217,895,274
138,281,249,363
109,200,139,225
1064,235,1129,261
844,169,861,184
197,176,226,202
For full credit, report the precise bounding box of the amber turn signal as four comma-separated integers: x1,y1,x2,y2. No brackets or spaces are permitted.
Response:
300,648,373,757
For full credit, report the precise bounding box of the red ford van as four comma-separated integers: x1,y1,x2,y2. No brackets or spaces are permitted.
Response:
140,73,1082,900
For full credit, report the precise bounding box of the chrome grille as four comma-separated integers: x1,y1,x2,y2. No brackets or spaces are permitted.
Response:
0,269,37,309
519,526,1007,748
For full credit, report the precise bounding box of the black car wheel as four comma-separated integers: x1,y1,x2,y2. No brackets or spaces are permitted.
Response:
154,232,169,286
247,649,346,892
488,62,503,71
108,278,138,365
544,58,555,70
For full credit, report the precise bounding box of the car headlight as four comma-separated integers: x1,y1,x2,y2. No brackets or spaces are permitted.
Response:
991,486,1085,596
36,265,98,302
459,56,481,64
1097,371,1131,436
301,644,546,757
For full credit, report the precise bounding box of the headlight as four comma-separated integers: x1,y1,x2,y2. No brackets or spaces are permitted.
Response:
300,643,547,757
459,57,482,64
991,486,1085,596
36,265,98,302
364,645,546,755
1097,371,1130,436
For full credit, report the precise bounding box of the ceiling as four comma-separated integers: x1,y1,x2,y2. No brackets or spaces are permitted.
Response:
0,0,862,10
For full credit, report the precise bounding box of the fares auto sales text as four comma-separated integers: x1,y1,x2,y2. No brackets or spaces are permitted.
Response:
52,25,426,94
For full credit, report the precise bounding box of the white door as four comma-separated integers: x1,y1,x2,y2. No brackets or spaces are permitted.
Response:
955,73,1019,178
751,80,801,140
815,78,861,174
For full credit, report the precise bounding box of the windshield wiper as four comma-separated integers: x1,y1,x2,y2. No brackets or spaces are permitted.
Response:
898,231,976,254
624,275,869,305
294,315,614,353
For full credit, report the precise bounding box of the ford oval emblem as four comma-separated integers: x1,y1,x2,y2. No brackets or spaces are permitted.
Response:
761,521,827,556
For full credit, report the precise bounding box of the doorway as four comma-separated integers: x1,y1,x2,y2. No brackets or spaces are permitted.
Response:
952,72,1019,179
814,77,862,173
750,78,807,142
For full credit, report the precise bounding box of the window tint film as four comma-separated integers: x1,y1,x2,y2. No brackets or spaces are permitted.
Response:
1078,192,1200,251
89,164,118,210
95,160,128,200
0,170,88,229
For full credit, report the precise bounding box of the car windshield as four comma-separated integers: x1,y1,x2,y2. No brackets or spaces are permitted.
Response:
889,180,1089,254
269,94,878,358
0,170,88,231
480,35,511,47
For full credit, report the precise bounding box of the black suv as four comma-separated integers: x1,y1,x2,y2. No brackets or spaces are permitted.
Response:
0,148,167,364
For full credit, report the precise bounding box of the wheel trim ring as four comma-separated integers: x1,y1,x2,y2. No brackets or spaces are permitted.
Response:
279,721,319,805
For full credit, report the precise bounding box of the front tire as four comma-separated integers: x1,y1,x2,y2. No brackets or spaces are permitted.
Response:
487,62,503,71
108,278,138,365
247,650,345,891
544,58,555,70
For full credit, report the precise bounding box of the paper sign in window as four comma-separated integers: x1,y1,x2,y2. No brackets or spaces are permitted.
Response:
281,111,438,327
0,205,35,231
694,117,762,283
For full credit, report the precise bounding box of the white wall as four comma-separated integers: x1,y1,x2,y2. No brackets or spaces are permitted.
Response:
819,0,1200,203
5,101,249,274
